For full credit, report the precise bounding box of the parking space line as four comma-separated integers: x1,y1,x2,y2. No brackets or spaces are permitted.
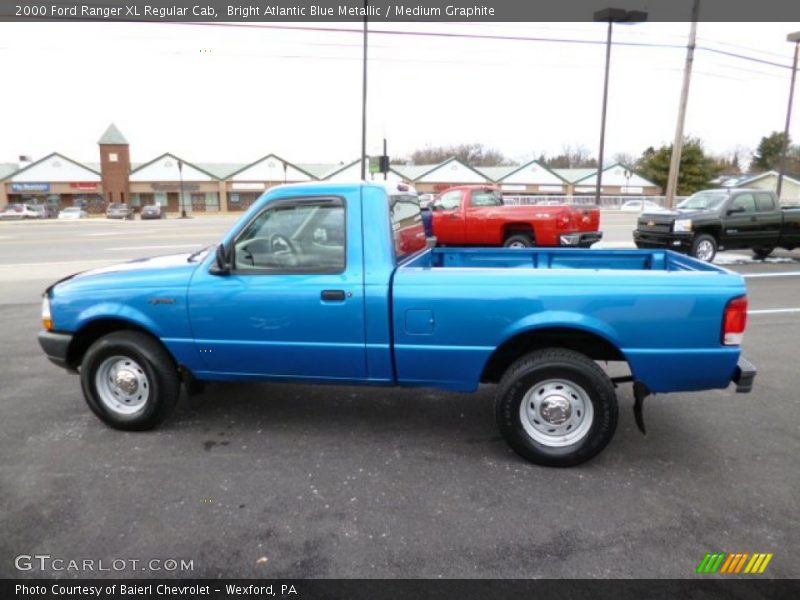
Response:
109,244,201,251
748,308,800,315
743,271,800,278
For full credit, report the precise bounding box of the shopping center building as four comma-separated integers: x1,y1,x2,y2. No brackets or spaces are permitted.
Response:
0,124,661,212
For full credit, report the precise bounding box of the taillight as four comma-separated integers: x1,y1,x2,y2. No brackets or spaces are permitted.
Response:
723,296,748,345
556,211,570,229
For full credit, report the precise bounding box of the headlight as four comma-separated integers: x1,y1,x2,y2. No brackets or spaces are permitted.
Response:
673,218,692,233
42,295,53,331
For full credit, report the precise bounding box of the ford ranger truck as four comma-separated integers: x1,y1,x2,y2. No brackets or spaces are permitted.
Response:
38,182,756,467
634,188,800,262
425,185,602,248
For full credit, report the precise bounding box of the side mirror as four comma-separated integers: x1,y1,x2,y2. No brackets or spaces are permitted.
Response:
210,243,231,275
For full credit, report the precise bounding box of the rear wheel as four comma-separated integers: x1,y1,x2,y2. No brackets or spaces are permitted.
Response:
752,246,774,260
504,234,534,248
80,331,180,430
691,234,717,262
495,348,618,467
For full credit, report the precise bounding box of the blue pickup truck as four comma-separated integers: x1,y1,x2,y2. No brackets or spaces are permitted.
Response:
38,182,756,467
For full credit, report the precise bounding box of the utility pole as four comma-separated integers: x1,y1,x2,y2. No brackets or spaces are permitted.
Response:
777,32,800,200
665,0,701,208
594,18,614,207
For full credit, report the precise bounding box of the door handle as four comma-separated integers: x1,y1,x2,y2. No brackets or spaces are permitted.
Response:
321,290,346,301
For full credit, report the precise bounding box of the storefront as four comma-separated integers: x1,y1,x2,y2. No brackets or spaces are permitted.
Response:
2,154,104,211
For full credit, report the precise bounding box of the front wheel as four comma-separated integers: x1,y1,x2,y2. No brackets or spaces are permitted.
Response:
80,331,180,430
690,234,717,262
495,348,618,467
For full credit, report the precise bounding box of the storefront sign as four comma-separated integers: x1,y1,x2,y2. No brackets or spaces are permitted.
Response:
151,183,200,192
11,183,50,192
231,182,266,190
70,182,98,191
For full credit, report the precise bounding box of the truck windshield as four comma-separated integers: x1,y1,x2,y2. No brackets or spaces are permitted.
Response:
677,192,728,210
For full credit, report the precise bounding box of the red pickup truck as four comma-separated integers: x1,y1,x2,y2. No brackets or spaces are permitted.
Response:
425,185,602,248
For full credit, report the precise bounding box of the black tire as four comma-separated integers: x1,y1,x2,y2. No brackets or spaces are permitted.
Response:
752,246,774,260
690,234,717,262
495,348,618,467
80,331,180,431
503,233,534,248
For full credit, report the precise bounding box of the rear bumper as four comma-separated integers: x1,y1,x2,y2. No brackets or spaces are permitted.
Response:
633,230,693,252
732,357,757,393
560,231,603,248
38,331,74,370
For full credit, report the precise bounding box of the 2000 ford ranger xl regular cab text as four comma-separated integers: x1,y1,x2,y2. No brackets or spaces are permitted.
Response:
38,182,756,467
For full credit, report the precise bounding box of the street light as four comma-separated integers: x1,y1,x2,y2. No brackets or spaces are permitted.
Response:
593,7,647,206
177,159,188,219
777,31,800,201
359,1,369,180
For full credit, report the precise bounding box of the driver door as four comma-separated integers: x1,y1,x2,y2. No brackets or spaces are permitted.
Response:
187,195,367,380
430,190,465,244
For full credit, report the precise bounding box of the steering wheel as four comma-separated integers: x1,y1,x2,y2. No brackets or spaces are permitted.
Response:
269,234,299,266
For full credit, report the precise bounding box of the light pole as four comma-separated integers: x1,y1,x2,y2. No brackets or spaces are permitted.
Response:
359,1,368,180
177,159,187,219
777,31,800,201
592,8,647,206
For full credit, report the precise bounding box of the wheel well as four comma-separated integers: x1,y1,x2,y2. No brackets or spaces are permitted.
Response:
66,319,173,369
502,223,535,242
693,227,720,242
480,327,626,383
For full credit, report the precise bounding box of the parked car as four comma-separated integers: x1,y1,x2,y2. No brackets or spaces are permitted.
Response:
58,207,88,220
140,204,165,220
29,204,59,219
425,185,602,248
621,199,666,213
38,181,755,467
0,204,39,219
106,203,134,220
634,188,800,262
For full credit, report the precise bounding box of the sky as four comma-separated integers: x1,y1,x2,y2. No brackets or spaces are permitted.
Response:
0,20,799,168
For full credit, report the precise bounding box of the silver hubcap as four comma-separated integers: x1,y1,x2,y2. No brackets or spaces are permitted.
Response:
695,240,714,262
95,355,150,415
519,379,594,447
507,241,527,249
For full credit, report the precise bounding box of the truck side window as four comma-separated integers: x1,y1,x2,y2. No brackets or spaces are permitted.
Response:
470,190,503,207
233,198,345,273
755,193,775,212
433,190,462,210
730,194,756,213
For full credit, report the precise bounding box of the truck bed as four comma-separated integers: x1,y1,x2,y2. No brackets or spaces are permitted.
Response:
393,247,745,395
406,247,729,273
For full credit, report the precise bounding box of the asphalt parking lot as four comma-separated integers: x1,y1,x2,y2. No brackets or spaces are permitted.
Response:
0,214,798,579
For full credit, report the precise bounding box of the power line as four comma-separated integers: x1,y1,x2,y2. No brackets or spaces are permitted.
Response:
172,21,796,71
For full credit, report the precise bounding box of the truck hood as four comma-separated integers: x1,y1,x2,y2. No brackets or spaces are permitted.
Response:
640,208,713,220
51,251,206,294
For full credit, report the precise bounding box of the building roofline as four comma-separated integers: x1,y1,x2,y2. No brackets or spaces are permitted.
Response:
227,153,318,180
129,152,221,180
1,152,102,181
